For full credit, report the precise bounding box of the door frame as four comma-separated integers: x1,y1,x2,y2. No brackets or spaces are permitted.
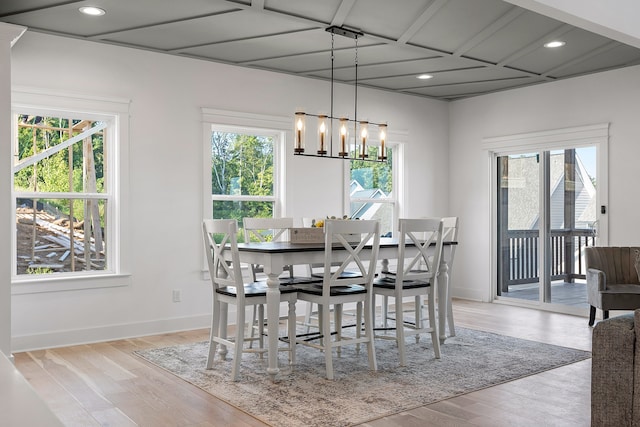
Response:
482,123,609,313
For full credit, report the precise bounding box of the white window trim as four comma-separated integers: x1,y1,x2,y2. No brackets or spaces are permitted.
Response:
11,87,131,293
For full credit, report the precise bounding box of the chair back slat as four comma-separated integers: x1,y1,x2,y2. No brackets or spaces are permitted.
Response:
441,216,459,271
322,219,380,291
243,217,293,243
242,217,295,280
442,216,459,242
203,219,244,297
397,218,444,282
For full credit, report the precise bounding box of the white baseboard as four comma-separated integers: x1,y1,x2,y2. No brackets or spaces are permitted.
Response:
11,314,211,353
11,296,482,352
450,287,486,302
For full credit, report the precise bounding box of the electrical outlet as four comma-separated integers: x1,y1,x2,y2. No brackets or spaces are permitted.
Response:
172,289,182,303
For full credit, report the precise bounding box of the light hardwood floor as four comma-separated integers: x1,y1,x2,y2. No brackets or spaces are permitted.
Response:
14,300,593,427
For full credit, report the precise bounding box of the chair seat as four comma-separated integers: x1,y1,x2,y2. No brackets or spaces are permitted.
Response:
311,270,362,279
602,284,640,294
295,283,366,296
373,276,430,290
279,276,323,285
216,282,298,297
381,269,429,276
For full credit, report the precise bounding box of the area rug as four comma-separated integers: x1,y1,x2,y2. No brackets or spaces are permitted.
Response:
134,327,590,427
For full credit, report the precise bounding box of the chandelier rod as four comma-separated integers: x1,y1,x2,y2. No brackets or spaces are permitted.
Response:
293,26,386,163
330,31,335,155
354,35,358,158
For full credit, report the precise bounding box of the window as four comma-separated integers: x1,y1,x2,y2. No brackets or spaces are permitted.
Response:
350,145,396,236
210,130,277,227
11,89,129,284
203,109,286,242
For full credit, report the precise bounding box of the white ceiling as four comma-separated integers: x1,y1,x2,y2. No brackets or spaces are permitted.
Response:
2,0,640,100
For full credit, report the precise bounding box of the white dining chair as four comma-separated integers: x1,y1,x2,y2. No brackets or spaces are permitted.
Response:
202,219,298,381
243,217,297,281
441,216,459,338
295,219,380,380
372,218,443,366
299,218,362,335
413,216,459,340
243,217,319,346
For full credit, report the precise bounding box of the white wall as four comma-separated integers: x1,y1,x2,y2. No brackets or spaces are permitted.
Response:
448,64,640,302
0,23,26,357
9,31,449,351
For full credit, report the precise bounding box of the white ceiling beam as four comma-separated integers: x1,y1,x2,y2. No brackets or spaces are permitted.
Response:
397,0,448,45
251,0,265,10
331,0,357,27
496,24,573,66
453,7,525,57
541,40,619,77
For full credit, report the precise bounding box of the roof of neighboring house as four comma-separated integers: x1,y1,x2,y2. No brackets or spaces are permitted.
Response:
350,188,386,219
506,152,596,230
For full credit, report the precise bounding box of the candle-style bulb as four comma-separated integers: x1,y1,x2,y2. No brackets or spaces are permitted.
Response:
378,123,387,161
339,117,348,157
294,111,306,153
359,121,368,159
317,114,327,155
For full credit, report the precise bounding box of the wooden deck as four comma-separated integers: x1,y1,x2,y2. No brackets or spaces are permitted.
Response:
501,281,589,308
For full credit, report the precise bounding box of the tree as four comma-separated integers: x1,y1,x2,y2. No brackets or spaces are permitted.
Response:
211,131,275,224
14,115,106,221
350,146,393,193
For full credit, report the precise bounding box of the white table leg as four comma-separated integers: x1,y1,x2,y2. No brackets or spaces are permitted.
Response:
437,259,449,343
380,258,389,328
265,270,282,382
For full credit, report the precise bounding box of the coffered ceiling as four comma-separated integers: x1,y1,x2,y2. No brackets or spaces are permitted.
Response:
2,0,640,100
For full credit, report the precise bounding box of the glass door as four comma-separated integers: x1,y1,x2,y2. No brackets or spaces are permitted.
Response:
497,152,541,302
496,147,598,309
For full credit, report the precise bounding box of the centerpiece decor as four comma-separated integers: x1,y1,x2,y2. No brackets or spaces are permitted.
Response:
289,216,359,243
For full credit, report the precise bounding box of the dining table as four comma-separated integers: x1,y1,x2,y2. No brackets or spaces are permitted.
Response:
235,238,457,382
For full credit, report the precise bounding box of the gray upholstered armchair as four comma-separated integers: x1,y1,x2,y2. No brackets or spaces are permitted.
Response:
591,310,640,426
585,246,640,326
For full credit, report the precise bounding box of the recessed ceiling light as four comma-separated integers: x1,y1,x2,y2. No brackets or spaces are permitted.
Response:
79,6,106,16
544,40,566,48
417,74,433,80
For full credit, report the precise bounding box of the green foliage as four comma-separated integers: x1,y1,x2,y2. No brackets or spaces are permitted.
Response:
212,200,273,235
211,132,274,222
26,266,54,275
350,146,393,194
14,115,106,222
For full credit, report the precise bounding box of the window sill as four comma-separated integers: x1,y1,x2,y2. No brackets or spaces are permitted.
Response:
11,273,132,295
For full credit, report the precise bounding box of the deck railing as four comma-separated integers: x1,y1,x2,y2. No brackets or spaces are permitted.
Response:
503,228,597,288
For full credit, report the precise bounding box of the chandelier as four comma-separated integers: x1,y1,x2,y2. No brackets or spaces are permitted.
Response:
293,26,387,162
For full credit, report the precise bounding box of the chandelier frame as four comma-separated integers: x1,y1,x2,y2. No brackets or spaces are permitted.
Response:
293,26,387,163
